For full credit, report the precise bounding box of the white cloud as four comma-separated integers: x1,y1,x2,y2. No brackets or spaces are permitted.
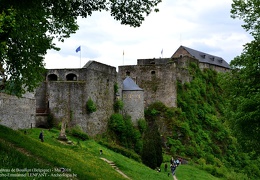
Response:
44,0,252,69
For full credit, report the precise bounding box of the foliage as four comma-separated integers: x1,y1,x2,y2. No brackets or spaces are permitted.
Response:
69,125,89,141
86,98,97,114
0,0,161,97
1,125,178,180
137,119,147,134
113,99,124,113
1,125,256,180
141,122,163,169
114,83,119,93
222,0,260,155
231,0,260,38
141,103,163,169
107,114,142,154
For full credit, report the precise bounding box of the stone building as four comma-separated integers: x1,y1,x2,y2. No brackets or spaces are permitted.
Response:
172,45,230,72
118,45,230,108
36,61,117,136
0,45,230,136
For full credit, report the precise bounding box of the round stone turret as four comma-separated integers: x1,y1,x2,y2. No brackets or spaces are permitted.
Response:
122,77,144,125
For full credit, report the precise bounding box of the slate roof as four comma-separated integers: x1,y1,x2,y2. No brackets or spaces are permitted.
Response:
123,77,143,91
181,46,230,69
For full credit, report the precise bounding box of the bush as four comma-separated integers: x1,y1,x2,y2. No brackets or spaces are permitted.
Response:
108,113,125,136
113,99,123,113
137,119,147,134
86,98,97,114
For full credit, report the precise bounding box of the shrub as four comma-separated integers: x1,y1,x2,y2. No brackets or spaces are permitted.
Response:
137,119,147,134
113,99,123,113
108,113,125,136
86,98,97,114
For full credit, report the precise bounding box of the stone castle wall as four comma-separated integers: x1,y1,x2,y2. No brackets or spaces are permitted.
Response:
1,56,229,135
35,61,117,136
119,62,178,108
0,93,35,129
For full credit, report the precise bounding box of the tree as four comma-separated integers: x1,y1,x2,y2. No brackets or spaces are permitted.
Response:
221,38,260,154
141,121,162,169
231,0,260,38
0,0,161,97
222,0,260,153
141,103,163,169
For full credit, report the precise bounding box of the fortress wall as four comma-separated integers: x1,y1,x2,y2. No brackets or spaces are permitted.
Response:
118,63,177,108
35,82,47,109
0,93,35,129
82,68,117,136
85,61,117,75
40,61,117,136
199,62,230,73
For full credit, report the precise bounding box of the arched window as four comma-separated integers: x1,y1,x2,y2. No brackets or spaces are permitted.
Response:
66,73,77,81
151,71,156,75
47,74,58,81
126,71,130,76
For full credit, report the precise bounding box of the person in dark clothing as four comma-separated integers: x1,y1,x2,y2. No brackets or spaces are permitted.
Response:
170,163,177,176
39,130,44,142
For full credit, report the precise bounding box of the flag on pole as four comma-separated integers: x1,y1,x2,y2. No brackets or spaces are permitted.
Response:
161,48,163,55
76,46,81,53
123,50,124,56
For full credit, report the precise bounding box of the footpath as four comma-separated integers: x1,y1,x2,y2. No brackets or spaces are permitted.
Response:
100,157,131,179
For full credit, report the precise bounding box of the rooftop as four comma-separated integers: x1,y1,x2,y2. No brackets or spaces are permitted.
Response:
174,46,230,69
123,77,143,91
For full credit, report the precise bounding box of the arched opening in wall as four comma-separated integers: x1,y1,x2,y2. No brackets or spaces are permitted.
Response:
126,71,130,76
47,74,58,81
179,54,183,58
66,73,77,81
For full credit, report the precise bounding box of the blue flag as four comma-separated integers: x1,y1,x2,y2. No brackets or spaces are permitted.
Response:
76,46,81,53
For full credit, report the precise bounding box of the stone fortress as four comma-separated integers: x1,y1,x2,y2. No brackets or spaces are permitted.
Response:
0,46,230,136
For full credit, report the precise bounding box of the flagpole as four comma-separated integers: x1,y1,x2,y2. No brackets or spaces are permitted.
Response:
80,46,81,68
123,50,124,65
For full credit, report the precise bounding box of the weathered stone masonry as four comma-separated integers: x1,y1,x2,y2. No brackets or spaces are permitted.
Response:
36,61,117,136
0,46,230,136
0,93,35,129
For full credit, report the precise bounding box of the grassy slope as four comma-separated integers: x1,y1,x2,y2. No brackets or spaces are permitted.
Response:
0,125,222,180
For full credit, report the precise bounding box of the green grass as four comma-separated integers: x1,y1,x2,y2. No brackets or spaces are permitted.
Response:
0,125,223,180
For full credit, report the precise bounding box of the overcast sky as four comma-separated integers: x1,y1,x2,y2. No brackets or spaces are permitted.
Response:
44,0,252,70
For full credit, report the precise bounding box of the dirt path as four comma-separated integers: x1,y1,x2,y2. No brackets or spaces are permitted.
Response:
100,157,131,179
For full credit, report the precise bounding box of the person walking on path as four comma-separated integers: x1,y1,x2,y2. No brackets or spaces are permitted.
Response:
171,163,178,180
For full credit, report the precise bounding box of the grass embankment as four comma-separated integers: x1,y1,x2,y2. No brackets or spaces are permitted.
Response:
0,125,222,180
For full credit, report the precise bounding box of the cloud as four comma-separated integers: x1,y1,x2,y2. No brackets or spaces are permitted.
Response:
44,0,253,69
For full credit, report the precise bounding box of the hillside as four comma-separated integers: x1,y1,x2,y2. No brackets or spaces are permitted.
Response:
0,125,222,180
